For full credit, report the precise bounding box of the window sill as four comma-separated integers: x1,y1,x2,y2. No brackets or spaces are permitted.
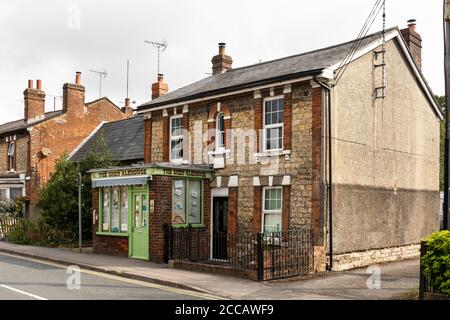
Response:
96,231,128,237
171,224,206,229
254,150,291,160
207,149,231,156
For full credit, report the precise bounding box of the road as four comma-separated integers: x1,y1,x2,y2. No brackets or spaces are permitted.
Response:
0,252,218,300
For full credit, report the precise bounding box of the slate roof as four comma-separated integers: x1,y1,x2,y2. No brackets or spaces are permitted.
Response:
0,110,63,136
70,116,144,162
138,28,398,110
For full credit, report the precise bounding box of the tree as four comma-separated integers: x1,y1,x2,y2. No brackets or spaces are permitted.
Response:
37,133,116,241
438,95,446,191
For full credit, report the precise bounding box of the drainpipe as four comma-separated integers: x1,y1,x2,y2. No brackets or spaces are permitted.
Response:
314,76,333,271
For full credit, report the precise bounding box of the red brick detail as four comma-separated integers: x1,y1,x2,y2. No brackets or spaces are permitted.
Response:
183,112,190,162
162,114,170,162
151,74,169,100
283,93,292,150
149,176,172,263
253,186,262,233
92,189,129,257
282,186,290,232
228,187,238,235
144,117,152,163
311,87,322,245
203,181,211,234
207,102,232,150
254,98,263,153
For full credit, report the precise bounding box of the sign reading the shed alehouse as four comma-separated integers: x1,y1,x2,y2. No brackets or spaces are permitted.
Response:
93,166,211,180
98,168,147,178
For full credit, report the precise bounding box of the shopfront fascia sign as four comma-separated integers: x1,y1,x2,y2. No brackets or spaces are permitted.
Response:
91,167,212,180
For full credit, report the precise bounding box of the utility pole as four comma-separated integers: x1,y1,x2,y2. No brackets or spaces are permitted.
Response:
443,0,450,230
78,172,82,253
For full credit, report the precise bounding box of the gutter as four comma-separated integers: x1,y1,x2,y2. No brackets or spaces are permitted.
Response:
313,76,334,272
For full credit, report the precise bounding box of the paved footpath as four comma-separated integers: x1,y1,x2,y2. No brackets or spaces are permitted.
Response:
0,241,420,300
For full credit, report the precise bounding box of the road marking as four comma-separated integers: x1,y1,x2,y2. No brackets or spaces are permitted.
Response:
0,252,222,300
0,284,48,300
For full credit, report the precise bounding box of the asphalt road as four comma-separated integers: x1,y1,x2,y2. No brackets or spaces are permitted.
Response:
0,252,217,300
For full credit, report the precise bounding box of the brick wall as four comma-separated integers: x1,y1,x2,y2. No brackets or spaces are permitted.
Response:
27,98,128,212
149,175,172,263
0,133,29,175
147,81,317,237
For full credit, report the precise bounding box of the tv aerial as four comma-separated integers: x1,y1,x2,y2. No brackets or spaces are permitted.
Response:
90,69,108,98
144,39,168,75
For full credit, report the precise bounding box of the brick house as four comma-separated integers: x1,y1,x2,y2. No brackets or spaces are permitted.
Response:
0,72,133,218
80,22,442,275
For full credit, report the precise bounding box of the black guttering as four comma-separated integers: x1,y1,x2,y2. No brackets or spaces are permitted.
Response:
137,69,324,111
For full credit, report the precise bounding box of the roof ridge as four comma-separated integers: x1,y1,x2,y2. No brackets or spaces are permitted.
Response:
101,115,143,127
226,26,399,74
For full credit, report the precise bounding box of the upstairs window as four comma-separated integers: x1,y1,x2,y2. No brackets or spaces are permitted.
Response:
263,97,284,151
170,115,184,162
216,112,225,151
7,142,15,171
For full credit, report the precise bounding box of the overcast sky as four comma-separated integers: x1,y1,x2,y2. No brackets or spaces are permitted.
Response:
0,0,445,123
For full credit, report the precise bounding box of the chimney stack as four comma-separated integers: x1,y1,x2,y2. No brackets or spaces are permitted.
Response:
23,79,45,122
151,73,169,100
63,71,85,116
212,42,233,75
121,97,134,117
401,19,422,70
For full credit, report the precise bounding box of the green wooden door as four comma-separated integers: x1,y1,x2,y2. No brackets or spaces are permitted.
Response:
130,192,149,260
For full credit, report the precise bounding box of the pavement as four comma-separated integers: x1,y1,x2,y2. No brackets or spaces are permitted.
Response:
0,241,420,300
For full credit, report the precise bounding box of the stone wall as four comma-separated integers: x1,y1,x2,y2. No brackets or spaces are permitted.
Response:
331,243,420,271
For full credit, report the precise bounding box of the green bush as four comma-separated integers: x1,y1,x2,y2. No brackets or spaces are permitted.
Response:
422,230,450,295
9,219,75,247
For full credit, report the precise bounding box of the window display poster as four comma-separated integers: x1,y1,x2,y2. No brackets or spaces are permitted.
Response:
187,180,201,225
172,180,185,224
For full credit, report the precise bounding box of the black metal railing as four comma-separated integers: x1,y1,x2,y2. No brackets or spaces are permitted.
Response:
166,225,314,281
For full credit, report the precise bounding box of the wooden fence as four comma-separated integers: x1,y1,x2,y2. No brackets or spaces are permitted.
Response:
0,217,19,240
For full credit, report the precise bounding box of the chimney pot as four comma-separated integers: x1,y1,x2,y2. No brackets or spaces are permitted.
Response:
36,79,42,90
157,73,164,82
407,19,417,32
75,71,82,85
28,80,34,89
125,97,130,107
218,42,226,55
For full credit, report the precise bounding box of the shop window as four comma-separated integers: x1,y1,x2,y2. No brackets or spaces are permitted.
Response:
262,187,282,233
100,187,128,233
263,97,284,151
172,179,202,226
170,115,183,162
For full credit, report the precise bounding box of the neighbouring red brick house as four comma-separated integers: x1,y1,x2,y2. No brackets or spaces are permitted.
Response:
0,72,133,218
76,22,442,279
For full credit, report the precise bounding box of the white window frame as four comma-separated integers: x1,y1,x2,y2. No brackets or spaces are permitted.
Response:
215,112,225,152
7,141,15,171
169,114,184,163
263,96,284,152
262,186,283,234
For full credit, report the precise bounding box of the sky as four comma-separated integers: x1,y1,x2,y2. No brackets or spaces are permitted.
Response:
0,0,445,124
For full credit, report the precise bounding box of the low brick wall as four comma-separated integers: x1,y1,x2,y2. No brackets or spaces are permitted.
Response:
173,261,256,280
331,243,420,271
93,235,129,257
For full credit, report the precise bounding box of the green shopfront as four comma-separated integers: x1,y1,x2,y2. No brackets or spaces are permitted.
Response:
90,164,213,262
